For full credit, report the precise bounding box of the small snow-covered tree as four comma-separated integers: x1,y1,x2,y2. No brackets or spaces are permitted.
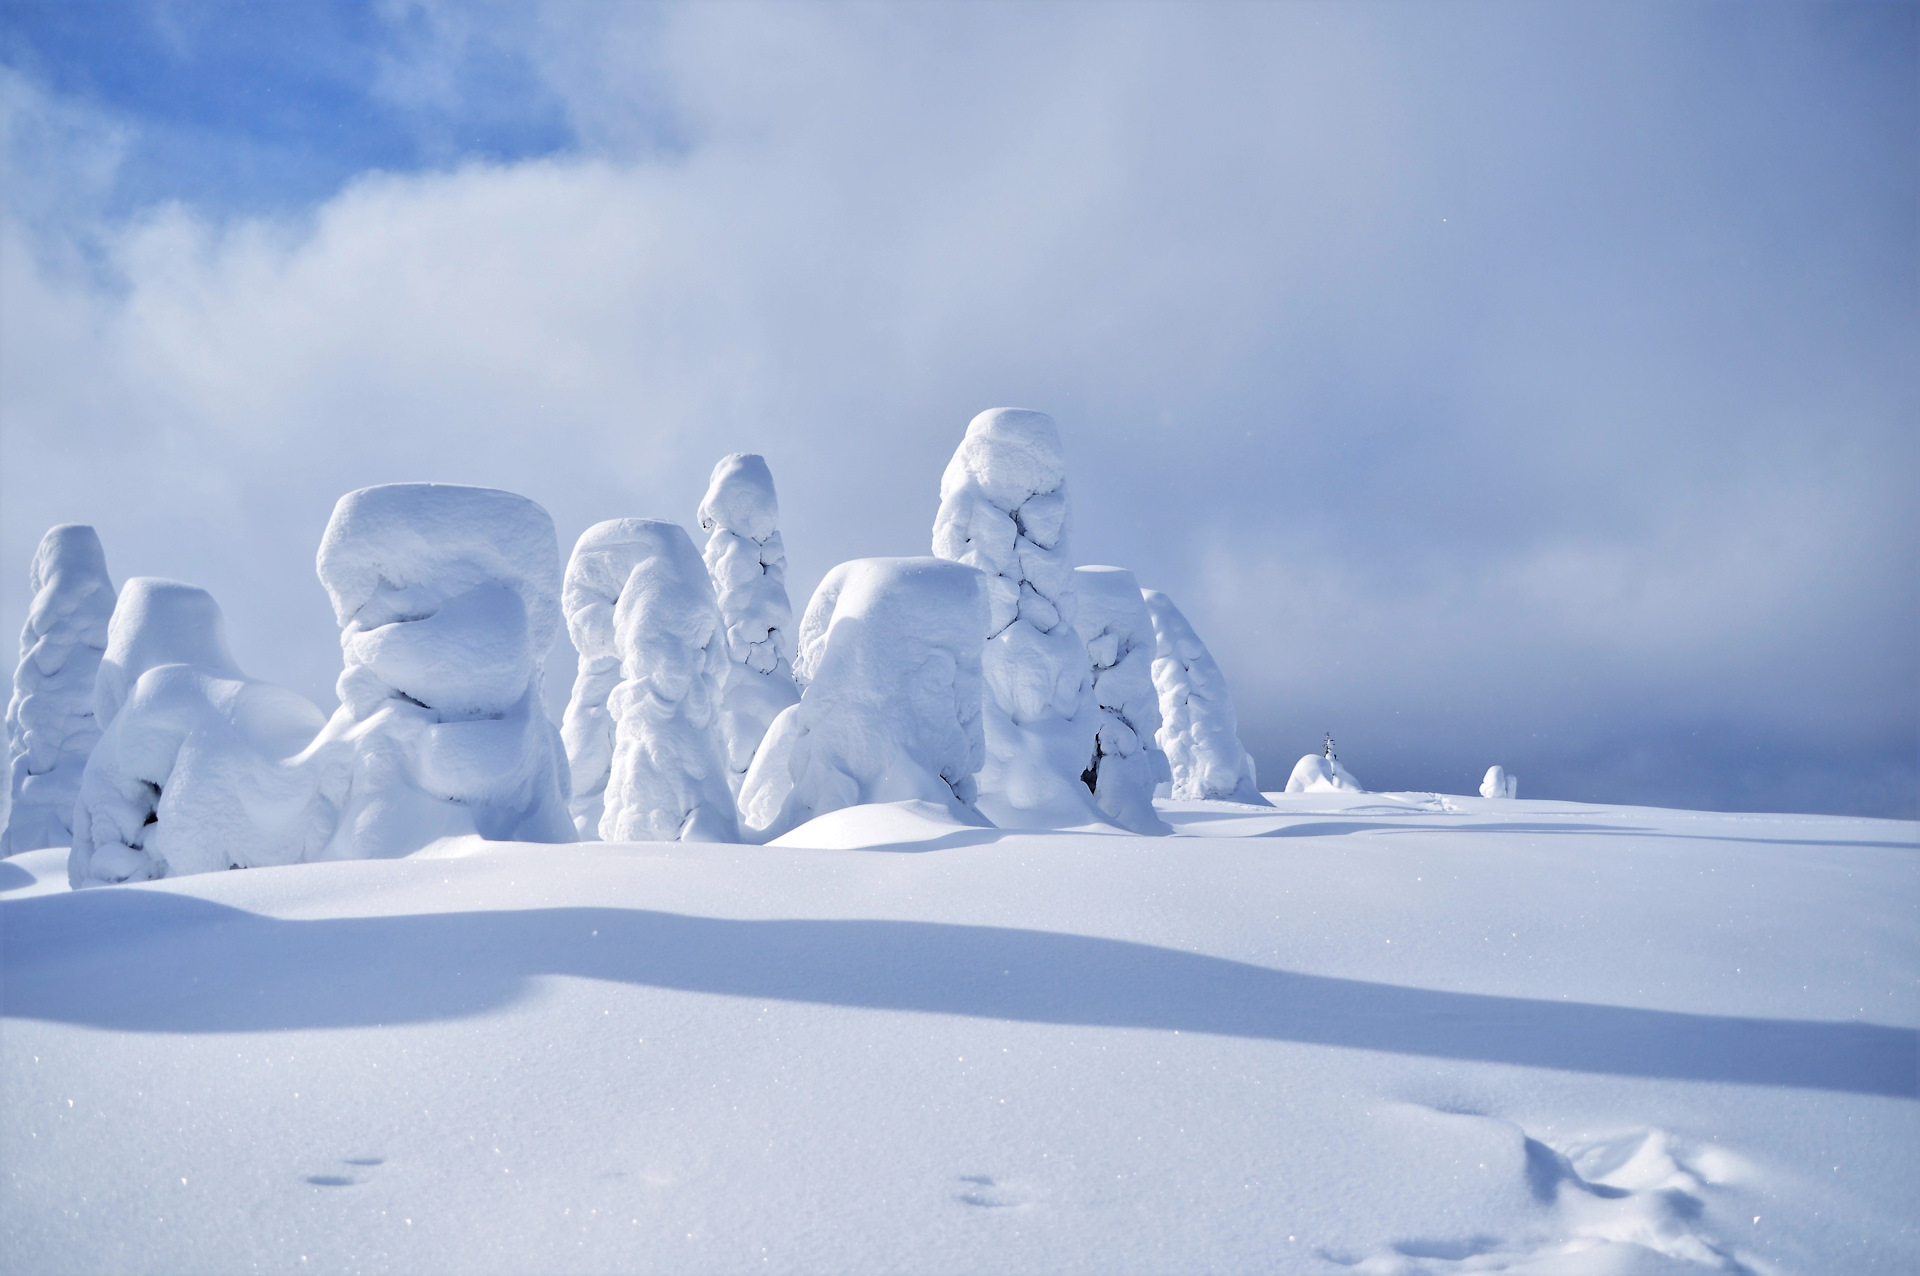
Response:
596,519,739,843
931,408,1100,827
697,453,799,795
69,578,328,886
1284,737,1363,793
306,483,575,856
4,525,115,856
1480,765,1518,799
1073,566,1170,835
741,557,986,841
1139,588,1270,806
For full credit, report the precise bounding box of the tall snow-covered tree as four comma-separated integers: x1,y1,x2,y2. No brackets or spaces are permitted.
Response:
3,524,115,856
1073,566,1171,834
931,408,1101,827
697,453,799,796
1139,588,1271,806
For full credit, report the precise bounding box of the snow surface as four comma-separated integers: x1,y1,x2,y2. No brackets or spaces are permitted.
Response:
582,519,735,845
742,557,988,841
698,454,800,796
68,579,331,886
932,408,1102,829
4,796,1914,1273
1483,765,1520,799
2,525,114,856
309,484,574,857
1072,566,1170,835
1287,751,1366,794
1141,588,1269,806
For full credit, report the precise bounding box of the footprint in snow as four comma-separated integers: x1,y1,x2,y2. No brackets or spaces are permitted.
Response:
955,1175,1040,1209
306,1156,384,1187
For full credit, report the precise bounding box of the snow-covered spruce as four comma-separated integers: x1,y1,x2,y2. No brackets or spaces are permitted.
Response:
1072,566,1171,835
1481,765,1518,799
306,483,574,857
740,557,987,841
593,519,738,843
1139,588,1270,806
698,454,800,795
3,525,115,856
931,408,1101,828
68,579,328,886
1285,752,1364,793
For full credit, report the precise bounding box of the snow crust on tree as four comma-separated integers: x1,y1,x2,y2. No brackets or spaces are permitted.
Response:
589,519,738,844
697,453,800,795
740,557,987,841
930,408,1101,828
562,519,663,838
68,578,329,886
307,483,574,857
3,525,115,856
1481,765,1519,799
1072,566,1171,835
1139,588,1270,806
1285,753,1364,793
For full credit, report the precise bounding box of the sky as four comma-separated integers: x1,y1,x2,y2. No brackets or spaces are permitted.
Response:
1,0,1913,818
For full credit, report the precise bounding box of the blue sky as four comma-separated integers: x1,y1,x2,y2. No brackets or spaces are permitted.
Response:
2,1,1914,816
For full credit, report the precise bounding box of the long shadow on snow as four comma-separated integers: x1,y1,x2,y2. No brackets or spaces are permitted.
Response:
1255,822,1917,850
3,890,1912,1098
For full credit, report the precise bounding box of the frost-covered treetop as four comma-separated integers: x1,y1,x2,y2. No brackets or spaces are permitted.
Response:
92,578,243,728
932,407,1076,638
563,519,676,665
27,525,113,615
698,453,780,545
316,483,563,661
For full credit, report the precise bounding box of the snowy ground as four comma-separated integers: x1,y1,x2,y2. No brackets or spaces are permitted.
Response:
3,793,1915,1274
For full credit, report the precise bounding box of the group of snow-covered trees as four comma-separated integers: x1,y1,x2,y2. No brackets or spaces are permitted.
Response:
5,408,1277,887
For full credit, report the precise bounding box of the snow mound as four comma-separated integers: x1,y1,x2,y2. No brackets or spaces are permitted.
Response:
1481,765,1519,799
307,483,573,857
3,525,115,857
742,557,988,841
67,579,328,886
1139,588,1269,805
697,454,800,795
593,519,737,844
1072,566,1170,835
1285,752,1365,793
931,408,1101,828
766,798,996,851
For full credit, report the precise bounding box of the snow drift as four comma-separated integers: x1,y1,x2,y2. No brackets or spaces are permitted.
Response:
740,557,987,841
67,579,329,886
931,408,1101,828
698,454,801,797
576,519,737,844
3,525,115,856
1139,589,1269,805
1072,566,1170,835
306,483,574,857
1482,765,1519,799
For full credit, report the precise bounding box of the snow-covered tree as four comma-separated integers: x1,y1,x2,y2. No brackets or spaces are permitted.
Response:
1073,566,1170,835
68,578,328,886
594,519,738,843
1480,765,1518,799
3,524,115,856
697,453,799,795
562,519,648,838
1284,743,1364,793
307,483,575,856
740,557,986,841
1139,588,1270,806
931,408,1100,827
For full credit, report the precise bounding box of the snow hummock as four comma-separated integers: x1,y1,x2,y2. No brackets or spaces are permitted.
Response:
1285,751,1365,793
307,483,574,857
1482,765,1519,799
1072,566,1171,835
3,525,115,856
1139,588,1269,805
68,579,329,886
698,453,801,796
578,519,736,844
741,557,988,842
931,408,1102,829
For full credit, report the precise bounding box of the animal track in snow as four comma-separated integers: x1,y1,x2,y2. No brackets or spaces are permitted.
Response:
954,1175,1041,1209
305,1156,385,1188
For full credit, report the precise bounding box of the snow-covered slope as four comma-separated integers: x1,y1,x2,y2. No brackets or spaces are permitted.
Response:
3,796,1915,1274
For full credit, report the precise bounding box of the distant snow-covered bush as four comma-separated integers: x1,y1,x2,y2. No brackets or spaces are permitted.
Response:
1481,766,1518,799
1284,753,1364,794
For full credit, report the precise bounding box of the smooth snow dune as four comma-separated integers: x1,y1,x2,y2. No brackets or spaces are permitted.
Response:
3,802,1915,1274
